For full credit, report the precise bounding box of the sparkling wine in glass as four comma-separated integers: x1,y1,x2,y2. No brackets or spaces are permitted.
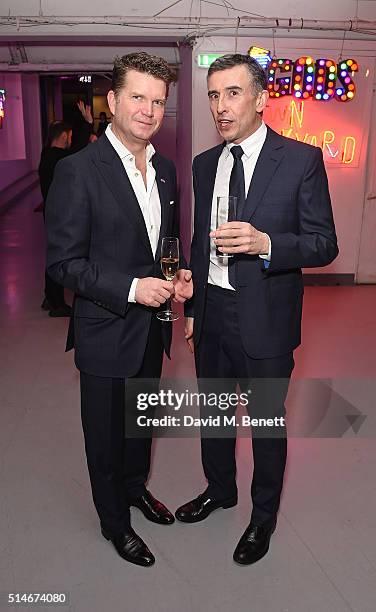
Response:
157,237,179,322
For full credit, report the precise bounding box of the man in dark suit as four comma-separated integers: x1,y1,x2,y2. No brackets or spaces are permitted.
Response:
175,54,338,565
46,52,192,567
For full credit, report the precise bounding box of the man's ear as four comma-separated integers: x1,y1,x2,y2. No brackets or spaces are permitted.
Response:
107,90,116,116
256,90,269,113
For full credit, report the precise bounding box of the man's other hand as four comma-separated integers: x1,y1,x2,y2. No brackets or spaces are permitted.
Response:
135,277,174,307
210,222,269,255
173,269,193,303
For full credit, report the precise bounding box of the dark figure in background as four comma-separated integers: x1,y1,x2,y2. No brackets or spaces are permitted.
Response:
46,53,192,567
176,54,338,566
96,111,109,138
38,121,72,317
70,100,94,152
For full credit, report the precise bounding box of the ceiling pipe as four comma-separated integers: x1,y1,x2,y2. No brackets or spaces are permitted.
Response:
0,15,375,33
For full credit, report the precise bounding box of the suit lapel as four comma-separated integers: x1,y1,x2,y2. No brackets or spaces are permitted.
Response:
94,135,152,254
198,144,224,250
153,154,170,261
241,127,285,222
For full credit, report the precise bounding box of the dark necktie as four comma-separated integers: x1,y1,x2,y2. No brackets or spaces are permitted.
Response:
228,145,245,287
229,145,245,219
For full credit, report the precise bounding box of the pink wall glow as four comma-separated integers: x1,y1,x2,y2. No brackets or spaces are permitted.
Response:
0,73,42,192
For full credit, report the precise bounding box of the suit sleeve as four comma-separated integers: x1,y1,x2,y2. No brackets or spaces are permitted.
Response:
46,157,133,316
265,147,338,272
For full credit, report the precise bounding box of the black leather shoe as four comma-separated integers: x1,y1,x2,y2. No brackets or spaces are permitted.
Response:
233,518,277,565
101,527,155,567
49,304,72,317
129,490,175,525
175,492,237,523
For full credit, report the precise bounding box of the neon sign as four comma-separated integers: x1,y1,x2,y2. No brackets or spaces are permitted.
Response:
267,56,358,102
0,88,5,129
246,47,358,102
265,99,358,165
249,46,272,69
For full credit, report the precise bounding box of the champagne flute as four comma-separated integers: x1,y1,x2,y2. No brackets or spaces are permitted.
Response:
157,236,179,322
215,195,237,258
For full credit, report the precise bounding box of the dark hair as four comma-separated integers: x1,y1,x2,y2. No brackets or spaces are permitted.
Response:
46,120,72,147
99,112,107,120
111,52,177,98
207,54,267,94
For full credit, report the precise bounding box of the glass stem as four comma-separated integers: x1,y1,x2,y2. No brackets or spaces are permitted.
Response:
166,296,171,313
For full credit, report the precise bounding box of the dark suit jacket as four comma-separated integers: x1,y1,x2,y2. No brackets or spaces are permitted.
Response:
185,126,339,359
38,147,70,202
46,133,182,378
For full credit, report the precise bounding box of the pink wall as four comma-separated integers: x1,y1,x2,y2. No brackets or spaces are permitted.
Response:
0,73,42,192
176,44,192,260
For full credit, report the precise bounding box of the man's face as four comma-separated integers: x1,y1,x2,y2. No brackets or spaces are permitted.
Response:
58,129,71,149
207,65,268,143
107,69,167,147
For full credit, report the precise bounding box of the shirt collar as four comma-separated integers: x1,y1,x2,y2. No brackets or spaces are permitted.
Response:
105,124,155,163
225,121,267,159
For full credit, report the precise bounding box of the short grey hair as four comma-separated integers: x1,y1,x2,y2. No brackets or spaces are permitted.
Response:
207,54,267,94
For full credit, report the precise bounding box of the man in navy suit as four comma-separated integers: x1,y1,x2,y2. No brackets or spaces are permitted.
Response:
46,53,192,567
175,54,338,565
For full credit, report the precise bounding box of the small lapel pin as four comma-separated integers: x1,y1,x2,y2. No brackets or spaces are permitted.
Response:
160,178,166,183
169,200,175,205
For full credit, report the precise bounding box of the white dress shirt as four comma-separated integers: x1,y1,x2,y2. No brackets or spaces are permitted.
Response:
208,121,270,290
105,125,161,302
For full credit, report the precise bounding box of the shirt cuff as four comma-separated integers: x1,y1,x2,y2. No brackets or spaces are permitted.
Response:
259,233,271,262
128,278,139,303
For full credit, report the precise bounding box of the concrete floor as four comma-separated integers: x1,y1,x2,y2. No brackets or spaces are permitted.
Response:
0,187,375,612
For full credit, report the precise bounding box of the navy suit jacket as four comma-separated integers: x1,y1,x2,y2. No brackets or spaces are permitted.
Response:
46,134,182,377
185,126,339,359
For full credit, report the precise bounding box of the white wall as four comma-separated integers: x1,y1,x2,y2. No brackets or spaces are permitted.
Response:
192,36,376,275
1,0,376,21
1,0,375,38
